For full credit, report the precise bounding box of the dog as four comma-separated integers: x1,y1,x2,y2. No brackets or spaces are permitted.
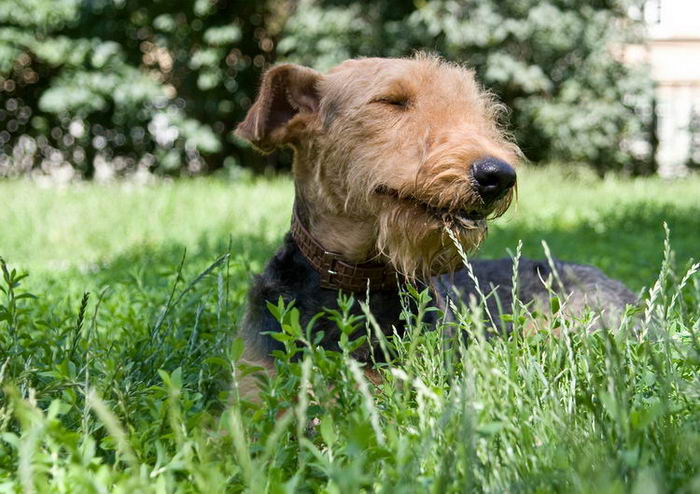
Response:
234,54,637,393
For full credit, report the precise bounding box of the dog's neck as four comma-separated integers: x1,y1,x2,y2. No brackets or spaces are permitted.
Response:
292,183,379,262
291,199,397,292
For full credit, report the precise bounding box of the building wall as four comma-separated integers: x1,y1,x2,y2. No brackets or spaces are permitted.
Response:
641,0,700,176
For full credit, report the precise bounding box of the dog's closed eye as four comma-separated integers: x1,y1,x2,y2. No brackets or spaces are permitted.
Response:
371,95,411,109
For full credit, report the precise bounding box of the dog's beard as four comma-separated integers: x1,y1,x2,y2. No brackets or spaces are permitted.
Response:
375,203,487,280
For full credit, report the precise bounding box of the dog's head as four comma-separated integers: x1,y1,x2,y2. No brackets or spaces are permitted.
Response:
236,54,520,279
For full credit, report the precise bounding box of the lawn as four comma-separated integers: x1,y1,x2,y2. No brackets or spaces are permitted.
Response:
0,167,699,492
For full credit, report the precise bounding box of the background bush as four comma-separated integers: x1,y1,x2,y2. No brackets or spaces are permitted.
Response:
0,0,653,178
0,0,283,178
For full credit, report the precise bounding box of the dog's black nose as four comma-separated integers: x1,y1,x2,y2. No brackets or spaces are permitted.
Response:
471,157,517,204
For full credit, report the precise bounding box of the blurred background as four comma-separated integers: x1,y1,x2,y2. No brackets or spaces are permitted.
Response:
1,0,699,182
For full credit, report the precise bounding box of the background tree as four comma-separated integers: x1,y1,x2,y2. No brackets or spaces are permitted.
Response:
1,0,653,178
280,0,654,176
0,0,284,178
688,106,700,170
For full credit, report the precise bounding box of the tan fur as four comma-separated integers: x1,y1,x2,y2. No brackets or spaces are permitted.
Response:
237,54,520,280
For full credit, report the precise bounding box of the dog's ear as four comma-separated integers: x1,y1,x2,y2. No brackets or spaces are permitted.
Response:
236,64,322,152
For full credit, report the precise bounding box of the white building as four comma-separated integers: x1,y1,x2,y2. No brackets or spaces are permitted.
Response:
630,0,700,176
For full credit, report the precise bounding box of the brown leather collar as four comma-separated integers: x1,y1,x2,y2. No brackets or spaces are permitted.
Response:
290,206,397,292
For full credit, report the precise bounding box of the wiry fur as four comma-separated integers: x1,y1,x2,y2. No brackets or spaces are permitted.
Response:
238,54,520,280
234,55,637,398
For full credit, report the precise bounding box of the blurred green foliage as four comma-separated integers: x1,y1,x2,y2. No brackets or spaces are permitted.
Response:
0,0,283,177
280,0,655,175
0,0,653,178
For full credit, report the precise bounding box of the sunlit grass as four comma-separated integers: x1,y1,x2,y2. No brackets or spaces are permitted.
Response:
0,168,699,492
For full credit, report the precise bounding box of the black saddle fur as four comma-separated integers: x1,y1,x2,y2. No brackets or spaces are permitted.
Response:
240,232,630,363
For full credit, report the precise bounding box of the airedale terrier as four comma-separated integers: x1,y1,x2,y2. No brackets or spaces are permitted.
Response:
235,55,636,384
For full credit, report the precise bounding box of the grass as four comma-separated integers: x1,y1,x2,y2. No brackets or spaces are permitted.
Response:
0,167,699,492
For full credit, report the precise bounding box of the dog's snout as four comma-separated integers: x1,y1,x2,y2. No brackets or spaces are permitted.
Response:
471,157,517,204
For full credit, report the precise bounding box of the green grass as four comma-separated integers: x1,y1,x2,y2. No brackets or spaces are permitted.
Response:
0,167,699,492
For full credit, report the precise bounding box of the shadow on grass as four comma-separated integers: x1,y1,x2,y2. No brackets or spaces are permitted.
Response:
89,229,281,287
7,198,695,412
482,201,700,292
17,228,288,406
41,199,699,303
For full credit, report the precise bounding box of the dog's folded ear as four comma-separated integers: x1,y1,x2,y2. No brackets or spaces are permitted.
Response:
235,64,322,152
